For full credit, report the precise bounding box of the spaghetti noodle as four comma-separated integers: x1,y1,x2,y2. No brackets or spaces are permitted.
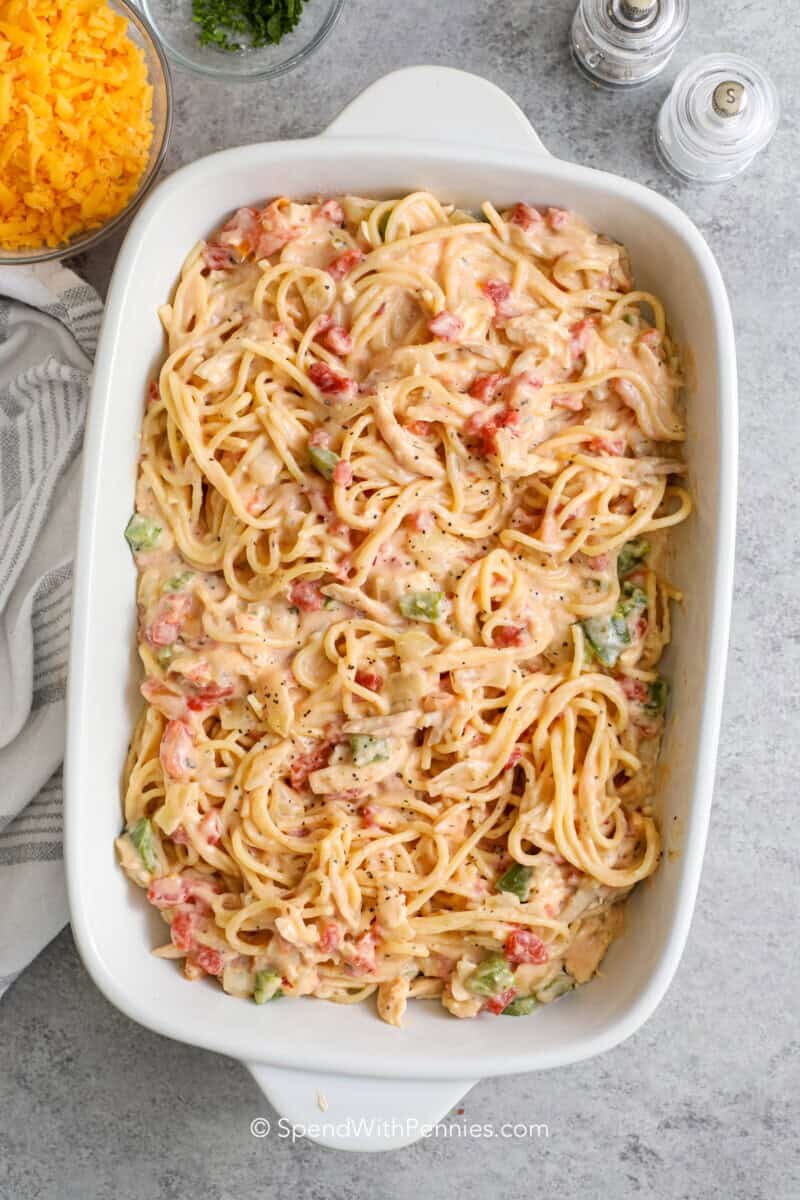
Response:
116,192,690,1025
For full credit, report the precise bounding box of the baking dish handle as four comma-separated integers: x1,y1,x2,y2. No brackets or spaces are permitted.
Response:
323,65,550,157
245,1062,476,1152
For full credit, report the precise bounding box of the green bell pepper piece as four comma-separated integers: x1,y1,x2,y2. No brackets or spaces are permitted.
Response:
253,970,283,1004
128,817,158,873
616,538,650,580
502,995,539,1016
466,954,515,997
398,591,445,622
349,734,390,766
124,514,161,552
496,863,533,902
309,445,339,480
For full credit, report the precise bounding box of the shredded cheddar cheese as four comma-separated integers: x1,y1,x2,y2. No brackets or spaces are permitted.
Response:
0,0,154,251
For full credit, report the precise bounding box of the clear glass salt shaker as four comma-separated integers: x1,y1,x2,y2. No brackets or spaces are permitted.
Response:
570,0,690,89
655,54,780,183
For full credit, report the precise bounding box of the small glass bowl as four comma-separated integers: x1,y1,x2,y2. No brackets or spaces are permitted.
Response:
140,0,345,81
0,0,173,267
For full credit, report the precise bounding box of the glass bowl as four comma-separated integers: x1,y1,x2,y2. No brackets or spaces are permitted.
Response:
140,0,345,80
0,0,173,267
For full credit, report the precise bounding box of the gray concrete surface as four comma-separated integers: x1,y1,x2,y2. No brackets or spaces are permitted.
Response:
1,1,798,1196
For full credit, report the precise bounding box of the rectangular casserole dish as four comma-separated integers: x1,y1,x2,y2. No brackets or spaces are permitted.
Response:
65,66,737,1151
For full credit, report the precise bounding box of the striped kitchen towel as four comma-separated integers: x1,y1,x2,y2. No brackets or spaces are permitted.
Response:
0,262,102,997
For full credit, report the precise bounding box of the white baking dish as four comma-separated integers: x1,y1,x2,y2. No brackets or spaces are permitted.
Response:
65,66,736,1151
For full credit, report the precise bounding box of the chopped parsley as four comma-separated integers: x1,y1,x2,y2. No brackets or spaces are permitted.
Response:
192,0,308,51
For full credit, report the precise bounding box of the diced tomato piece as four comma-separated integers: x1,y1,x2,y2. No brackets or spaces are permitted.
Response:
202,242,236,270
199,809,224,845
184,874,222,912
315,199,345,225
569,316,597,358
464,411,486,438
309,361,357,400
147,876,189,909
160,720,195,781
327,248,364,281
467,407,519,456
309,427,331,449
638,327,662,349
475,421,497,456
505,928,549,965
406,419,431,437
252,200,300,258
620,676,649,702
468,372,505,403
481,278,517,320
509,203,543,231
428,310,464,341
219,206,256,243
192,946,224,976
493,625,525,648
289,578,324,612
350,928,378,974
486,987,517,1015
505,746,523,770
318,920,341,954
186,683,234,712
361,803,379,828
332,459,353,486
289,739,336,789
589,435,625,456
320,322,354,356
144,592,192,649
553,393,583,411
355,669,383,692
170,910,197,953
219,206,261,256
546,207,569,230
479,425,506,456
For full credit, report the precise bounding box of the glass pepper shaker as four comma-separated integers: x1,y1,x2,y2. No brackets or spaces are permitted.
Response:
571,0,690,89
